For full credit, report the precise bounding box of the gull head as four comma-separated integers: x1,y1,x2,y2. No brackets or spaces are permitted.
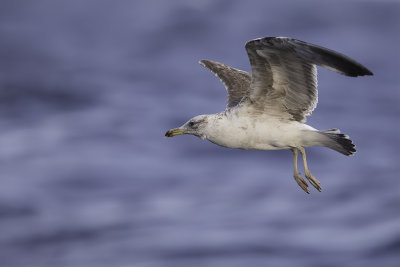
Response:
165,115,210,140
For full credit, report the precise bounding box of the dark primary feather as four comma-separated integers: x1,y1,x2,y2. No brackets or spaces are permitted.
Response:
199,60,251,108
288,38,373,77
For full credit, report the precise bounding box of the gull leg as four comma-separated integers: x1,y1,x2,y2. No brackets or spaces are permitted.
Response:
291,148,309,194
299,147,322,192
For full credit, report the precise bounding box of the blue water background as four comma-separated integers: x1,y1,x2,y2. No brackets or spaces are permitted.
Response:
0,1,399,266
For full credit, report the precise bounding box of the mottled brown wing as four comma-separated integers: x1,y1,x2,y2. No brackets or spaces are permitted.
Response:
199,59,251,108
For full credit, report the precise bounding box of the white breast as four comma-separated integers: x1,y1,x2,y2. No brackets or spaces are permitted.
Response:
204,111,316,151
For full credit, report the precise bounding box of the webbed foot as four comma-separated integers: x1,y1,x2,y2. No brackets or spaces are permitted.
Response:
294,173,310,194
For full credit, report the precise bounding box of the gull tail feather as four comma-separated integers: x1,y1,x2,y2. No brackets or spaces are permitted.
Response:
319,129,356,156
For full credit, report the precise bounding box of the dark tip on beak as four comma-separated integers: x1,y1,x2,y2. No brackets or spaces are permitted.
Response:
165,128,185,138
165,128,186,137
165,130,172,137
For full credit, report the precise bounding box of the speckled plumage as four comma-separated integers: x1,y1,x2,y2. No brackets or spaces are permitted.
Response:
166,37,373,193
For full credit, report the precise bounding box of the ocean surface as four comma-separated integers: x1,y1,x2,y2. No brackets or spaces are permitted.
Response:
0,1,399,266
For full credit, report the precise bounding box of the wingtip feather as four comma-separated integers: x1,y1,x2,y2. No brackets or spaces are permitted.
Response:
199,59,215,69
247,37,374,78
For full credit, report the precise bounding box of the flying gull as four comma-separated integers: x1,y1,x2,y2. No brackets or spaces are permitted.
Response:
165,37,373,193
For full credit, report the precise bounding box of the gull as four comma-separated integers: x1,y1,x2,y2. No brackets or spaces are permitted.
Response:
165,37,373,193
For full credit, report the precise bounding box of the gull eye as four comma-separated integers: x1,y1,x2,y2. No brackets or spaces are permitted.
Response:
188,121,195,127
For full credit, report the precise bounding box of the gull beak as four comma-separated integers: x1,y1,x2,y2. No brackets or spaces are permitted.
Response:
165,127,186,138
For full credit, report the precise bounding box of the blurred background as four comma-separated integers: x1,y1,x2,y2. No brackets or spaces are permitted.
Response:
0,0,399,266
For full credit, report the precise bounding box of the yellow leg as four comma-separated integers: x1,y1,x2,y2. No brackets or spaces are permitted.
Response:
291,148,309,194
298,147,322,192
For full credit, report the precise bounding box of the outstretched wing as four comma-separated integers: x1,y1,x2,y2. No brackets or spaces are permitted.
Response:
244,37,373,122
199,59,251,108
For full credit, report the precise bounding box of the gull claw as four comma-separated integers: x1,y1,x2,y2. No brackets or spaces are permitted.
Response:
294,173,310,194
305,172,322,192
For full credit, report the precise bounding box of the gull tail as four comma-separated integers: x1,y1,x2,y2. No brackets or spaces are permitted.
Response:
319,129,356,156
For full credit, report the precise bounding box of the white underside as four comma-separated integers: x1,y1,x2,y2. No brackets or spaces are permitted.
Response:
203,108,320,150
